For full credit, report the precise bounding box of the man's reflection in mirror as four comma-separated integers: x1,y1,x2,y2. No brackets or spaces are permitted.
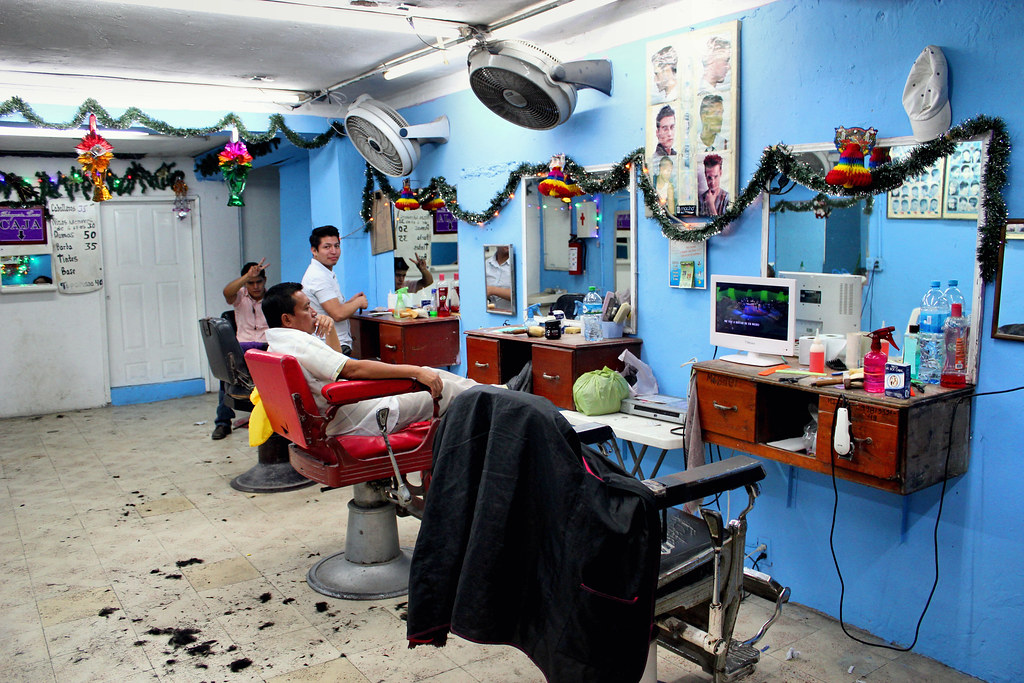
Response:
485,246,512,311
394,255,433,293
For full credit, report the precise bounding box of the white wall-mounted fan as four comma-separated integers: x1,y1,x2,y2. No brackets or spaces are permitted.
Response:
344,94,450,176
467,40,612,130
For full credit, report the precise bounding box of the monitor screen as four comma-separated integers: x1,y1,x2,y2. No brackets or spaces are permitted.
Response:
710,274,797,366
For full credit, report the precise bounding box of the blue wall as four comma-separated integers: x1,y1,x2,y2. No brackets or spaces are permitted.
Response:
293,1,1024,679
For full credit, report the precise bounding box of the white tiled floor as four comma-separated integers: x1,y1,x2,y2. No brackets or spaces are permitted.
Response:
0,395,983,682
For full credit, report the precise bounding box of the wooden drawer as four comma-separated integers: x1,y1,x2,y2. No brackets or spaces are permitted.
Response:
696,371,757,442
379,324,404,364
816,398,901,483
533,346,576,410
466,337,501,384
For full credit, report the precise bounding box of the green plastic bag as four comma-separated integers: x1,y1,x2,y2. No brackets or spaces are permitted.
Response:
572,367,630,416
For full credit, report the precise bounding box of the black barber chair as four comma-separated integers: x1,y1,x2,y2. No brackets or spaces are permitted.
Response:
549,292,585,319
407,389,789,683
198,315,313,493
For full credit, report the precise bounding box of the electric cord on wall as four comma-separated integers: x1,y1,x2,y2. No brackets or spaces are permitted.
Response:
828,385,1024,651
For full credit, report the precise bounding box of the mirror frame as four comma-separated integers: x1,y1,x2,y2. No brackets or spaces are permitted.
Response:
991,218,1024,341
760,135,987,381
483,243,516,316
520,163,638,334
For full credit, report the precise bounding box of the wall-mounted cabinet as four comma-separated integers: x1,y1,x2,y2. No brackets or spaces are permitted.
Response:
694,360,972,494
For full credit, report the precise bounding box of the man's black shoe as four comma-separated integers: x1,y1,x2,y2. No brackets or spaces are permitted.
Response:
211,424,231,440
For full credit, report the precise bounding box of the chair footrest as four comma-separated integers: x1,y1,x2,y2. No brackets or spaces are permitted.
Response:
724,640,761,679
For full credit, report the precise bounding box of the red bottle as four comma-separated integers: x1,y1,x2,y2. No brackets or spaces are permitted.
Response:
436,279,450,317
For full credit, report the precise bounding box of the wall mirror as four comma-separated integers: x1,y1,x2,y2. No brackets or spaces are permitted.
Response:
392,206,459,299
761,136,986,379
992,219,1024,340
484,244,515,315
521,163,638,334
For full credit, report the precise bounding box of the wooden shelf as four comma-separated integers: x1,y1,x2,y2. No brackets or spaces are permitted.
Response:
693,359,972,494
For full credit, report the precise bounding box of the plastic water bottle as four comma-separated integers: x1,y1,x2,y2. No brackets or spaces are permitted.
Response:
943,279,965,320
918,281,945,384
940,303,969,388
582,286,603,342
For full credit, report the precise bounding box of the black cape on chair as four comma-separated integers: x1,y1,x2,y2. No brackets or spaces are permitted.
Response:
407,386,661,683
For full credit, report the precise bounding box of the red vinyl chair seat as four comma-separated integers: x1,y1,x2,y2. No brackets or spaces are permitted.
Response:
244,349,437,489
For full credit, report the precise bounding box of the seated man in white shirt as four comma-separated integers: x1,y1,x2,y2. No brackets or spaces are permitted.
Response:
261,282,480,437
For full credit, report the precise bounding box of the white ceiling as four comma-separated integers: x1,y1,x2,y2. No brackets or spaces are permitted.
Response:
0,0,771,158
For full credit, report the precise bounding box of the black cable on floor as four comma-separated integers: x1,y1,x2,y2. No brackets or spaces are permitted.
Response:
828,384,1024,651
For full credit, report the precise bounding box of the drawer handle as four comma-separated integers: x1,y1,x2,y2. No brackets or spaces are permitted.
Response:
384,344,398,351
474,361,490,368
712,401,738,412
542,372,560,381
853,436,873,445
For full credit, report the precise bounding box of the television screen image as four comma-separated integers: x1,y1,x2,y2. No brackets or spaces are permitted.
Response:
710,275,797,366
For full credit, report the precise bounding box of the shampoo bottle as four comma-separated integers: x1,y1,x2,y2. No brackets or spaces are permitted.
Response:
808,336,825,374
864,326,899,394
903,324,920,380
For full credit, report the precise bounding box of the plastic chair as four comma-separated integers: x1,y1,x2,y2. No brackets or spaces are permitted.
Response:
198,316,313,493
245,349,438,600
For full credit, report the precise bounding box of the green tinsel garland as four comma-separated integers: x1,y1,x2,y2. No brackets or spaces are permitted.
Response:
361,116,1008,282
771,194,874,215
0,96,339,149
361,151,646,230
1,162,183,203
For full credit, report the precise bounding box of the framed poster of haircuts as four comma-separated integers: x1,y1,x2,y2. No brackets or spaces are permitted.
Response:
942,140,983,220
646,20,739,220
886,145,944,219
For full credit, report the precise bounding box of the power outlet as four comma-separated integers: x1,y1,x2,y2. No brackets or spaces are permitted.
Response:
746,537,771,569
868,257,884,272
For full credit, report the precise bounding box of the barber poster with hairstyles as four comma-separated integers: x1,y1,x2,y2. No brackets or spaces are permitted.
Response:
646,21,739,219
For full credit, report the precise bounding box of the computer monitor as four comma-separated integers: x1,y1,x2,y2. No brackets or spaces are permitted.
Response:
778,271,864,337
710,274,797,366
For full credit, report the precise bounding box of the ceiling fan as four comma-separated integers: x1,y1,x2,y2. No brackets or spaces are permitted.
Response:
467,40,612,130
343,94,450,176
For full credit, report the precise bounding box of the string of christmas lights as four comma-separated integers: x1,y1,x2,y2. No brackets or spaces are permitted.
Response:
1,162,184,203
362,116,1008,281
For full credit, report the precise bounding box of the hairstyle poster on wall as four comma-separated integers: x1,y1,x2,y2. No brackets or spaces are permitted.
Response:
646,20,739,220
886,146,944,219
942,141,983,220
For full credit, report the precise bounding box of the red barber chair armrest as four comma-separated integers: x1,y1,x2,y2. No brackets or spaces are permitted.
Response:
322,379,440,419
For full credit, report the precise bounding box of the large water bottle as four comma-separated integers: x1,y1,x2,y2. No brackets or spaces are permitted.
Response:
917,280,945,384
582,286,604,342
944,279,965,321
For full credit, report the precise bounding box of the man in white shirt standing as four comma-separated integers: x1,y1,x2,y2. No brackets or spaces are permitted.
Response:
300,225,368,356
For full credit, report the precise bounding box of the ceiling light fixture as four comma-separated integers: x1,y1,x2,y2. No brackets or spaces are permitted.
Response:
383,47,457,81
489,0,620,38
92,0,466,37
0,126,157,140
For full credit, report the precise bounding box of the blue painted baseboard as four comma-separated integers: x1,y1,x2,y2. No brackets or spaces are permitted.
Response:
110,378,206,406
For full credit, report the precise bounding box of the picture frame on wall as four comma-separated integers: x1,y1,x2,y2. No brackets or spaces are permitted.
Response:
645,20,739,221
886,146,944,219
942,140,983,220
1006,218,1024,240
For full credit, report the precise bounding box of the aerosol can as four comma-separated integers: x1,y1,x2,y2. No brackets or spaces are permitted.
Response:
864,326,899,394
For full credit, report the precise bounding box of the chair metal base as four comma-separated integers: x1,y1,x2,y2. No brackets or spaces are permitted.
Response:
305,482,412,600
230,434,315,494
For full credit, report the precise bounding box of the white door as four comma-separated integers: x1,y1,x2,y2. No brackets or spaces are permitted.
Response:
101,202,202,387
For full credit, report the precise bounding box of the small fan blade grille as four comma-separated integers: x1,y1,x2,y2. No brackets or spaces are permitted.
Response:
346,115,406,176
470,67,561,130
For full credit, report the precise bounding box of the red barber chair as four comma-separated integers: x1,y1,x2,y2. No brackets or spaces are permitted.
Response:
244,349,437,600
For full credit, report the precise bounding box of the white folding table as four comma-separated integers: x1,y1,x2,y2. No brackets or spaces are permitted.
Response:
559,409,686,479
